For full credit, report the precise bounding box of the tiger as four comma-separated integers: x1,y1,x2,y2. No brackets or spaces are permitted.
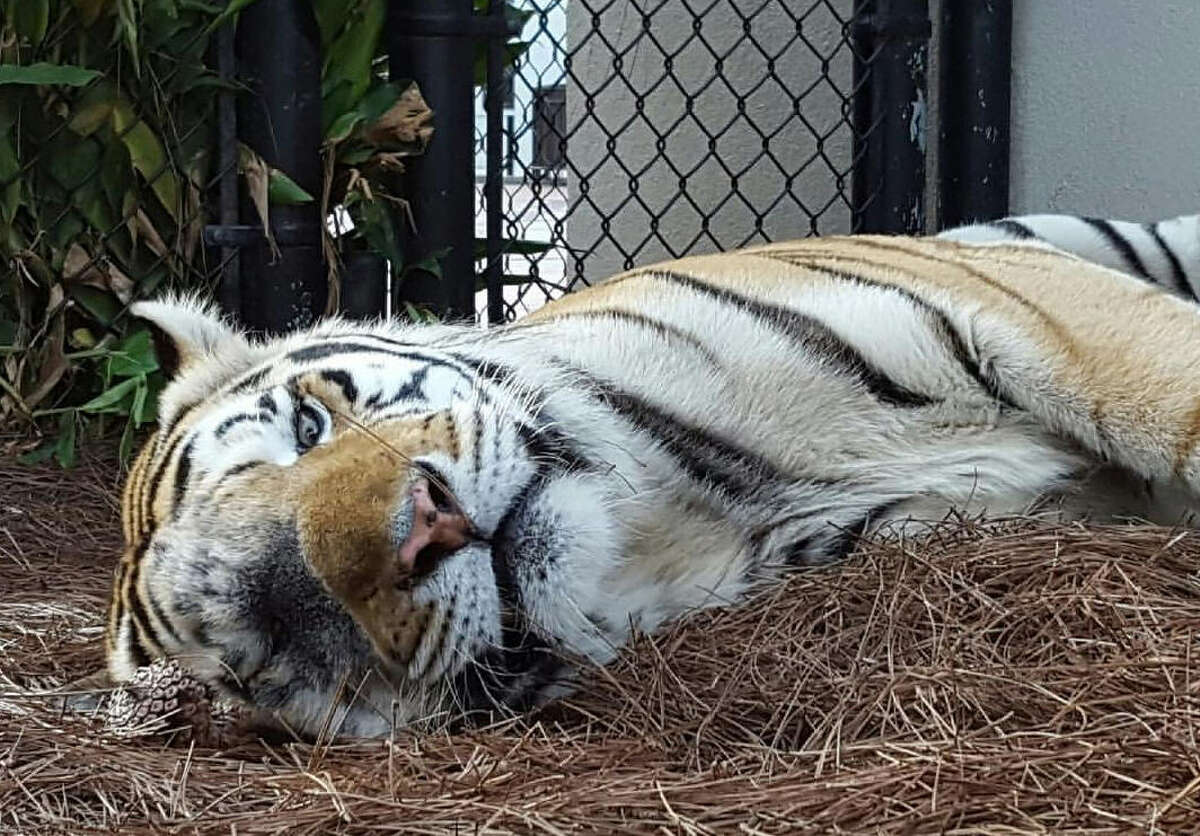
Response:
94,211,1200,738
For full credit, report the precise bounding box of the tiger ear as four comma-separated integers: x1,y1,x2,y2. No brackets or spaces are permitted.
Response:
131,296,251,380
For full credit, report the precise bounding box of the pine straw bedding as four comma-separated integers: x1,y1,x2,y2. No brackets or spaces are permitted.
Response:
3,455,1200,833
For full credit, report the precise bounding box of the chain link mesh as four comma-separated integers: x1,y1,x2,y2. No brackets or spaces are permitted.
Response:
476,0,865,320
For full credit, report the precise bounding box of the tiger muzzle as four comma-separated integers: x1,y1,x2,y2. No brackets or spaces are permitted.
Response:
294,428,472,671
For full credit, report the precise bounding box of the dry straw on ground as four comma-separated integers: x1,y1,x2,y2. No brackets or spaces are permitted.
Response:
3,452,1200,832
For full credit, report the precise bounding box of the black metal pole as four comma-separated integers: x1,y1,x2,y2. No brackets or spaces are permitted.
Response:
850,0,931,235
214,8,240,318
234,0,326,334
387,0,478,321
484,0,505,325
937,0,1013,229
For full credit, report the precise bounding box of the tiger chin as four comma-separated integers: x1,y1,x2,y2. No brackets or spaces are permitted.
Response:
92,212,1200,739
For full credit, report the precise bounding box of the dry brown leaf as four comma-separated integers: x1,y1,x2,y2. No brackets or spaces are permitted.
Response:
181,175,204,264
133,209,170,260
363,82,434,152
21,285,67,412
62,243,135,303
238,143,280,261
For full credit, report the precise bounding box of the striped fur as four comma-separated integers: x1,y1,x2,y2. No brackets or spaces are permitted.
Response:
106,212,1200,737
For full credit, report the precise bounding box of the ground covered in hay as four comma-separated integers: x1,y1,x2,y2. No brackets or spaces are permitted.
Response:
4,452,1200,833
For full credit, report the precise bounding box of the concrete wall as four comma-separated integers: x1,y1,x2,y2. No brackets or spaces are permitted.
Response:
1007,0,1200,220
564,0,854,280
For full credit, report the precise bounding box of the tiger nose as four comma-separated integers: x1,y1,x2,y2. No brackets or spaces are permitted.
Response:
396,478,472,578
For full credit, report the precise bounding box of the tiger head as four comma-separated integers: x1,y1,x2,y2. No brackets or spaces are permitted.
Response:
104,297,622,737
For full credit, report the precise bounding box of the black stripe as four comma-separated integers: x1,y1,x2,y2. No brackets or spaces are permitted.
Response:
514,418,595,475
142,544,183,646
231,366,271,393
570,368,784,501
769,500,901,569
156,398,203,451
642,270,935,407
171,438,196,520
124,543,162,664
523,308,725,369
1082,217,1151,279
125,618,151,667
214,411,271,439
1144,223,1192,297
142,432,186,534
471,407,485,474
753,253,1016,408
822,500,901,563
223,460,262,479
990,218,1037,239
364,366,430,411
319,369,359,403
285,341,471,380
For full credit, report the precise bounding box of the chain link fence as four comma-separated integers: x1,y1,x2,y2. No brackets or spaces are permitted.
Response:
475,0,897,320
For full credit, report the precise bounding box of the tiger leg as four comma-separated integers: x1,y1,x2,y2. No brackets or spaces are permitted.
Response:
907,237,1200,508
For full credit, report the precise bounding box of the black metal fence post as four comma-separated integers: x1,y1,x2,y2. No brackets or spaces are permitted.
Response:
851,0,932,235
231,0,326,334
484,0,506,326
214,11,240,319
387,0,479,321
937,0,1013,229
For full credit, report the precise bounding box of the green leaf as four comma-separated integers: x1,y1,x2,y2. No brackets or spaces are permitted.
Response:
402,246,452,282
112,100,181,220
402,301,440,325
0,129,20,225
473,237,554,258
129,378,147,426
267,168,314,205
44,132,103,192
68,284,122,326
10,0,50,46
116,0,140,71
18,443,57,466
118,414,136,461
337,144,374,166
137,372,164,424
206,0,262,32
324,81,400,144
55,411,78,469
356,199,403,274
108,328,159,377
323,0,385,107
311,0,346,49
68,80,119,136
325,110,366,145
78,375,141,413
0,63,103,87
473,41,531,87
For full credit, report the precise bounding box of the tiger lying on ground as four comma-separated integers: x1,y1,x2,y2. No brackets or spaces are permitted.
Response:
94,211,1200,738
